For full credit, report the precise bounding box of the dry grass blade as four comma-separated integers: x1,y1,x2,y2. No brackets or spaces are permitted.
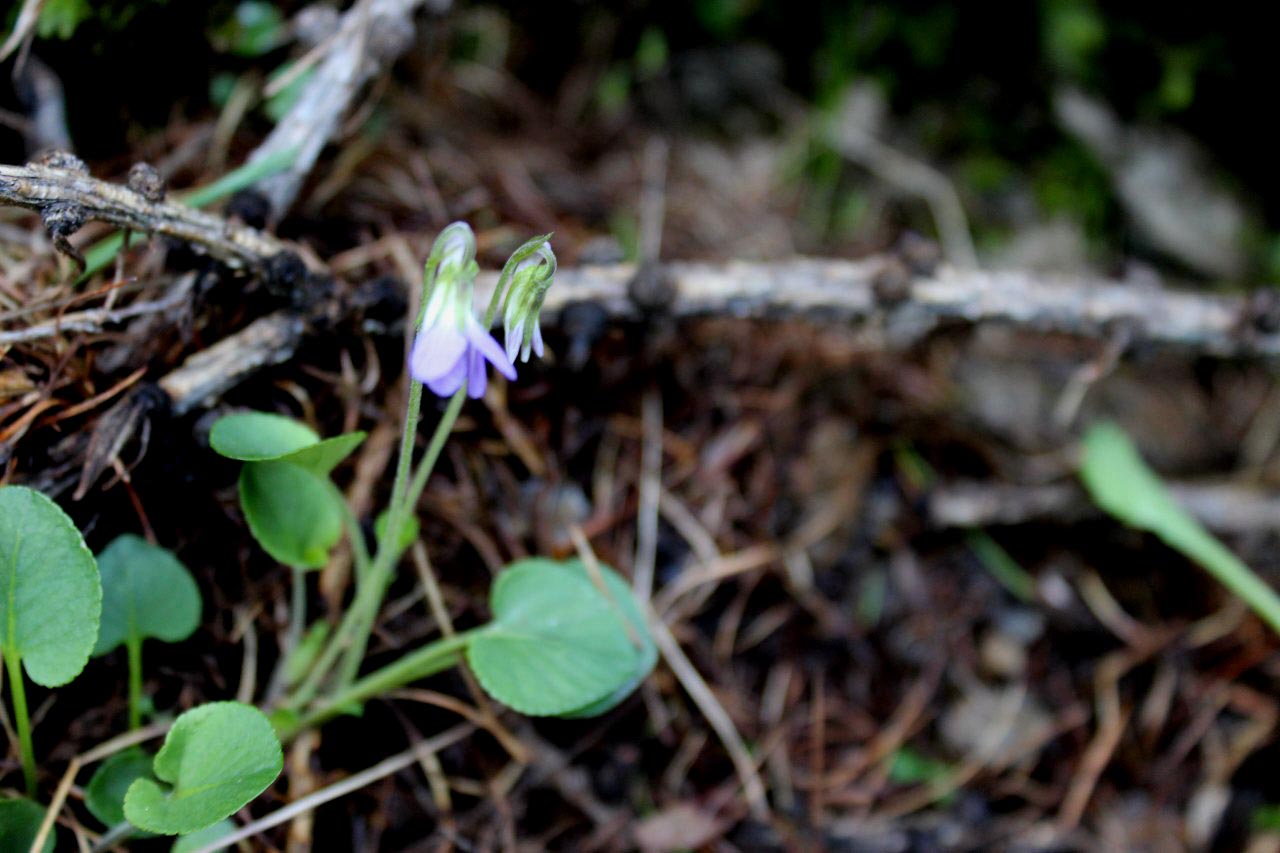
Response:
186,723,476,853
647,607,770,820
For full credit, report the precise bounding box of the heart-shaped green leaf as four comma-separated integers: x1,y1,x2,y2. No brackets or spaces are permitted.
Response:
210,412,365,475
467,558,656,717
0,485,101,686
123,702,283,835
93,535,202,656
239,461,344,568
85,747,157,829
0,797,55,852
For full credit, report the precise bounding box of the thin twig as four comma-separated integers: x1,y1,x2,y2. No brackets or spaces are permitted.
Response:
157,309,307,415
0,273,195,345
0,0,40,63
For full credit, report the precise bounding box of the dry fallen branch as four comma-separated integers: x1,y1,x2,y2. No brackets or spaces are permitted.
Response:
929,479,1280,535
246,0,452,218
0,159,289,270
529,259,1280,357
29,253,1280,501
157,309,307,416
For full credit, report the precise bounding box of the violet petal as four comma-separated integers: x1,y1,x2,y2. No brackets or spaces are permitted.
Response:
466,347,487,399
426,351,468,396
531,323,544,358
410,323,468,383
466,316,517,380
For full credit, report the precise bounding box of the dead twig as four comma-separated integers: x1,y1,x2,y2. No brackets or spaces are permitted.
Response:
0,160,288,270
928,478,1280,535
519,258,1280,357
647,607,770,820
246,0,451,219
0,273,195,345
157,310,307,415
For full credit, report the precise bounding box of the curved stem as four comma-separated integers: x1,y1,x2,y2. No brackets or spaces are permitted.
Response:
281,632,471,740
3,645,36,795
126,636,143,730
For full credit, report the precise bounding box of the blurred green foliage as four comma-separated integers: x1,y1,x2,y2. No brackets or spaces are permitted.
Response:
7,0,1278,278
33,0,171,40
210,0,286,57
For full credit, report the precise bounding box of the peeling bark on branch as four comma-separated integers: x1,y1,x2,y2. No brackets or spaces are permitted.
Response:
0,162,289,269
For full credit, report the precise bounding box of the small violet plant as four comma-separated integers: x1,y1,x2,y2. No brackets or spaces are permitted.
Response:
0,223,653,849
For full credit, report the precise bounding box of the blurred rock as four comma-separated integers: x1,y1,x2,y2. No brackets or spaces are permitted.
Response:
634,804,725,852
990,217,1092,273
940,683,1053,766
1055,88,1247,279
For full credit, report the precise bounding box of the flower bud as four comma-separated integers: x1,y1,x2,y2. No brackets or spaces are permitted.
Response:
421,222,478,330
499,237,557,363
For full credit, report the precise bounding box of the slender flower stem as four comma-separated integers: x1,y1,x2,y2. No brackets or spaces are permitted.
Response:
337,491,373,586
288,390,467,709
332,389,466,689
389,381,425,514
126,636,144,730
3,645,36,795
287,565,307,664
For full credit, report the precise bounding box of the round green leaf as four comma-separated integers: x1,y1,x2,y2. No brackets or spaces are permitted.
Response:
123,702,283,835
0,485,101,687
93,535,202,656
85,747,156,829
279,432,367,476
467,558,656,717
211,412,364,475
210,412,319,460
0,797,55,853
173,819,237,853
239,461,344,568
555,561,657,719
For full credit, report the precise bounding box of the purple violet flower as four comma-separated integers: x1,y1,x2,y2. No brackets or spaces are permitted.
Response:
409,222,516,399
410,309,515,399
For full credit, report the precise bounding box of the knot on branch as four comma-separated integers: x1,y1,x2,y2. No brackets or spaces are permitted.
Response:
127,162,166,203
39,200,87,271
27,149,88,175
